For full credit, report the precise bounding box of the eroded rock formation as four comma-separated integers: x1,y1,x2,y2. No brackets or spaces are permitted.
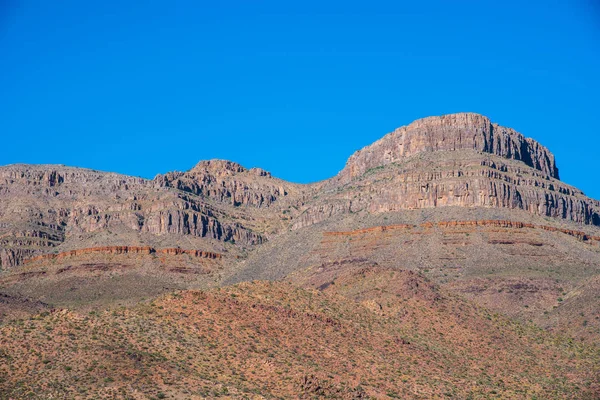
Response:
337,113,559,182
0,164,274,269
154,160,293,208
1,113,598,271
294,114,599,229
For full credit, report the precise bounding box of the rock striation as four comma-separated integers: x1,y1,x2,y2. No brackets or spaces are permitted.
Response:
0,164,279,269
23,246,222,265
154,160,293,208
337,113,559,182
1,113,599,271
293,113,599,229
324,219,600,244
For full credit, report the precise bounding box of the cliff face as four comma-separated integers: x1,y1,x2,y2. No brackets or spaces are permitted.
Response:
1,113,598,271
337,113,559,182
0,165,147,191
3,113,600,359
0,163,297,269
154,160,293,208
293,113,598,229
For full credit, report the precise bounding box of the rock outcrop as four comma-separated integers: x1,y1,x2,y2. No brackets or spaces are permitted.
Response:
23,246,223,265
0,164,146,190
293,113,599,229
1,113,598,271
0,249,37,270
0,164,274,269
324,219,600,244
154,160,293,208
337,113,559,182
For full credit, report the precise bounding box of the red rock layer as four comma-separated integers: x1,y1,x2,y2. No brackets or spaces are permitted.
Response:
422,220,535,229
323,224,415,236
23,246,222,264
155,248,222,259
324,220,600,244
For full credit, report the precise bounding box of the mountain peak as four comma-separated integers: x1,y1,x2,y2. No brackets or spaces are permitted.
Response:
188,159,272,178
189,159,247,175
339,113,559,181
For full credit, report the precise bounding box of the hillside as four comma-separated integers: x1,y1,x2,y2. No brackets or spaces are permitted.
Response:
1,275,598,399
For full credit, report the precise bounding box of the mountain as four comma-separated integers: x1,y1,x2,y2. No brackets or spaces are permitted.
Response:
1,112,599,398
296,113,597,228
2,114,598,271
1,275,598,399
0,160,302,269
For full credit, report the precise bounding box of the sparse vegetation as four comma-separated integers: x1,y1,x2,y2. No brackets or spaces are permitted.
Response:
1,275,597,399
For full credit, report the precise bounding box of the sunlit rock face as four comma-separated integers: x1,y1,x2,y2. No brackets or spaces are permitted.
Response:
1,113,599,270
293,113,598,229
337,113,558,182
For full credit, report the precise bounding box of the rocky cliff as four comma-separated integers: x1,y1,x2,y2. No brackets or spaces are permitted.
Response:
1,113,598,271
154,159,296,208
0,163,298,269
293,113,598,229
3,112,600,357
337,113,559,182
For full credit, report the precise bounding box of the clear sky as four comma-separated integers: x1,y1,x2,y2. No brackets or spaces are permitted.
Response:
1,1,599,198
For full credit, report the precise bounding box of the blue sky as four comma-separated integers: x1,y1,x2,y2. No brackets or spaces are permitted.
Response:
1,1,599,198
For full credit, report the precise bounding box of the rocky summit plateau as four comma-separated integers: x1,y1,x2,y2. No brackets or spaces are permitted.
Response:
1,113,599,399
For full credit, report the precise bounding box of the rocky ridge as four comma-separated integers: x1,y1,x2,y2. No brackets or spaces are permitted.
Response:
0,162,302,269
1,113,599,268
154,159,293,208
337,113,559,182
294,114,599,229
2,113,600,271
324,219,600,243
